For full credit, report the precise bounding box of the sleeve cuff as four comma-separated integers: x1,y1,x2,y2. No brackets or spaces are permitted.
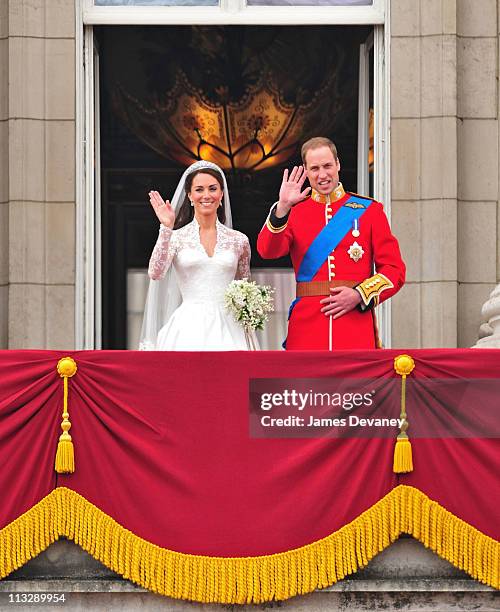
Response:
355,273,394,308
356,294,374,312
266,203,290,233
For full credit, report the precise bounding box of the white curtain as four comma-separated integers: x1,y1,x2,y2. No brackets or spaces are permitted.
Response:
251,269,295,350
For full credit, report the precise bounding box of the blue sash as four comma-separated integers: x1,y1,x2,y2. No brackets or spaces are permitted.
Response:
296,195,373,282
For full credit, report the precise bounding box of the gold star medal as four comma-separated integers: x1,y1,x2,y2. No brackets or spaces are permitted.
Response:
348,241,364,262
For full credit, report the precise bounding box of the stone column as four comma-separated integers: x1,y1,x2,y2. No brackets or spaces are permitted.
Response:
6,0,76,349
456,0,499,347
390,0,500,348
0,1,8,348
390,0,459,348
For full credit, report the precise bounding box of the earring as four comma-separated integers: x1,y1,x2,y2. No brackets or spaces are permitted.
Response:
189,200,194,207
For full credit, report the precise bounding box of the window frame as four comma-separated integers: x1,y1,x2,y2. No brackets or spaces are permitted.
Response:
75,0,391,349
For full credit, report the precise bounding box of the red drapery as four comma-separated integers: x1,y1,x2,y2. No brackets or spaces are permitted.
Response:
0,349,498,601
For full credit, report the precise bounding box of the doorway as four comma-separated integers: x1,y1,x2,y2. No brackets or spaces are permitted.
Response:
92,25,375,348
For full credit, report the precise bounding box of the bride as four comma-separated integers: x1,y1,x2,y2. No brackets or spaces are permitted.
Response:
139,160,257,351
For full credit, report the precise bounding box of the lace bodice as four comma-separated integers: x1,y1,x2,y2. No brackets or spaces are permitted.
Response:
148,219,251,304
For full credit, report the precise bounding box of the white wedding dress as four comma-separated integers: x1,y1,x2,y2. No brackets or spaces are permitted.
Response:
147,218,255,350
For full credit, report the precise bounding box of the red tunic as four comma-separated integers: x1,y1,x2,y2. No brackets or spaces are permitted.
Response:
257,188,406,350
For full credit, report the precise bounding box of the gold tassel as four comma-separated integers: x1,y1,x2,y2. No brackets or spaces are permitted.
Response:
393,354,415,474
55,357,78,474
393,437,413,473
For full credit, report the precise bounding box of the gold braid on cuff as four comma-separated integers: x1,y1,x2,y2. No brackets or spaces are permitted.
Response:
266,217,288,234
355,273,393,307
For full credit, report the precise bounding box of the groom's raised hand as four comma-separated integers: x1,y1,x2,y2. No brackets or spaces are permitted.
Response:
276,166,311,218
149,190,175,229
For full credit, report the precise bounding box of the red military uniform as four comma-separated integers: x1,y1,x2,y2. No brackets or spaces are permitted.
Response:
257,184,405,350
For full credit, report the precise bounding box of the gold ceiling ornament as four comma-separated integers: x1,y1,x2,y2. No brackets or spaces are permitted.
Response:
113,70,340,172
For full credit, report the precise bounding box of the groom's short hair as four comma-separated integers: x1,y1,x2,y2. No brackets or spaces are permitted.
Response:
301,137,338,166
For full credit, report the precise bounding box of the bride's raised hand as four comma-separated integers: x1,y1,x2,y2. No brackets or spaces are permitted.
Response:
149,190,175,229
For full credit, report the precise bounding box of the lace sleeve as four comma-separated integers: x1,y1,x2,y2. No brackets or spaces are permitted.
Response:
236,235,251,280
148,226,177,280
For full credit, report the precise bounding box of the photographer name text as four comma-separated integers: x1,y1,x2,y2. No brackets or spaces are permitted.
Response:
260,415,404,428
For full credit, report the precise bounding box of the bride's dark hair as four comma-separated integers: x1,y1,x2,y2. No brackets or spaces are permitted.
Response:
173,168,226,230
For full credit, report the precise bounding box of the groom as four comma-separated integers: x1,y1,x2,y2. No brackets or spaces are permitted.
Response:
257,137,405,350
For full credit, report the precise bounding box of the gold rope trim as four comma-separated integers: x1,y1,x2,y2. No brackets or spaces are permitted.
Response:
393,354,416,473
0,486,498,601
55,357,78,474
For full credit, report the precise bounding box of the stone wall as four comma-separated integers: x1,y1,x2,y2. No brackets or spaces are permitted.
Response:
456,0,499,347
0,0,8,348
1,0,76,349
391,0,500,348
1,0,499,348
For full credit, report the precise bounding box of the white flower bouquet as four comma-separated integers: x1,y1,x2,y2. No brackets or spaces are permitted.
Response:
224,279,274,349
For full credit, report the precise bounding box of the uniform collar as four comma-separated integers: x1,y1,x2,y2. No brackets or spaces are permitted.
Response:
311,182,345,205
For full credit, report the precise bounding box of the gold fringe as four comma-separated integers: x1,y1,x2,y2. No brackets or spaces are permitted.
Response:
0,486,498,600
